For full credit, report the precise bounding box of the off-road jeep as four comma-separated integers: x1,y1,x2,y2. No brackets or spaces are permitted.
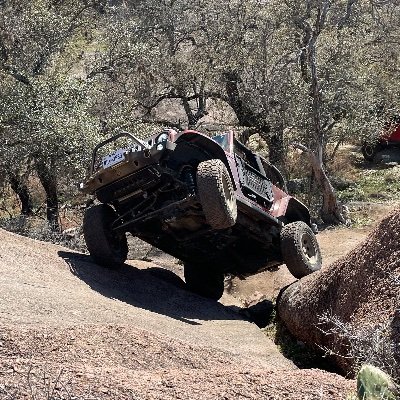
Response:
80,128,322,299
362,115,400,163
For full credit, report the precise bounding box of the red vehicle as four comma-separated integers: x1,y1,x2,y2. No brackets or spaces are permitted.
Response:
362,116,400,162
80,129,322,299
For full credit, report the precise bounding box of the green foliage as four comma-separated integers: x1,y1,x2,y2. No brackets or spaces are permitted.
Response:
0,0,399,223
357,364,396,400
337,167,400,203
263,319,338,371
0,73,100,178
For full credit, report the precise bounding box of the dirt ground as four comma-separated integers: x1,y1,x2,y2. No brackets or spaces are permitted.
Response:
1,204,393,399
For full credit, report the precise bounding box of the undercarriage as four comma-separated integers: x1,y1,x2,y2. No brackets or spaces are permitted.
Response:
100,165,283,275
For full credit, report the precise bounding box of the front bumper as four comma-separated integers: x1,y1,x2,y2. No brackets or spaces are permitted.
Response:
79,140,176,196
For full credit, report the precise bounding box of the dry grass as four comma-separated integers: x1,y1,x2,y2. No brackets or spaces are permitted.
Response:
0,215,87,253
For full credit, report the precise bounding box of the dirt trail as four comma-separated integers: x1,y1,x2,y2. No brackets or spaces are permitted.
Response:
229,202,394,302
0,228,355,399
228,226,370,302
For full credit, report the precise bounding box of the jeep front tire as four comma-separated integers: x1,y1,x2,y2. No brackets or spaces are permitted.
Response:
83,204,128,267
280,221,322,279
196,159,237,230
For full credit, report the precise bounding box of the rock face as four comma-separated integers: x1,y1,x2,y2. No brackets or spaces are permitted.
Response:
278,209,400,377
0,228,356,399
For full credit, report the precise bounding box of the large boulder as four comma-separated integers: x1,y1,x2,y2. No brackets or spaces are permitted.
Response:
278,209,400,377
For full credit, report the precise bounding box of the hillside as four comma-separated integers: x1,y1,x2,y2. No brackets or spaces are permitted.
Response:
0,228,354,399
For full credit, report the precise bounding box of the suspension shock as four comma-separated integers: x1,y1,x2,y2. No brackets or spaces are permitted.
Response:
182,167,196,195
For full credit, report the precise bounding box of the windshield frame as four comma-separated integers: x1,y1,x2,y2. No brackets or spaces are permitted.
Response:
211,131,234,154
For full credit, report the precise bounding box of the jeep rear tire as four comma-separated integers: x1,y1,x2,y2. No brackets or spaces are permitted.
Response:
361,140,381,162
83,204,128,267
184,263,225,300
196,159,237,230
280,221,322,279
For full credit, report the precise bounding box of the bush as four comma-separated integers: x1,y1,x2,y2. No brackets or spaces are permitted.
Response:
0,216,87,253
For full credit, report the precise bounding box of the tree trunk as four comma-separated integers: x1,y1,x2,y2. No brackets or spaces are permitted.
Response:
310,149,345,224
180,82,208,129
294,143,346,224
223,71,286,167
8,172,33,216
35,158,59,230
262,126,286,170
296,2,344,224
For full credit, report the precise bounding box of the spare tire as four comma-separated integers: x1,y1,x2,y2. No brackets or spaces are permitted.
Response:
83,204,128,267
361,140,381,162
196,159,237,230
280,221,322,279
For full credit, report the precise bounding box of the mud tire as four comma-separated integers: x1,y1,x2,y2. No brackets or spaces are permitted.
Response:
184,263,225,300
83,204,128,268
280,221,322,279
361,141,380,162
196,159,237,230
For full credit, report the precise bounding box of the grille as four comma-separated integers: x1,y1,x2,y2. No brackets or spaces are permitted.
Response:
236,156,274,202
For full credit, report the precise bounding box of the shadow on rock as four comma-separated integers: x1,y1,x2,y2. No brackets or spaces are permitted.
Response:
242,299,274,328
228,300,274,328
58,251,243,326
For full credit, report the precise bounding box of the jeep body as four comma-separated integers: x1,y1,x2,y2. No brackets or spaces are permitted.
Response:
362,116,400,162
80,129,315,278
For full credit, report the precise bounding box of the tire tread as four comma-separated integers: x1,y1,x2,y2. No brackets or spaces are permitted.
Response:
280,221,322,279
196,159,237,230
83,204,128,267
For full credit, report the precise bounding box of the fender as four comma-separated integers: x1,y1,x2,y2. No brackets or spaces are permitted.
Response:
172,130,237,189
274,196,312,226
285,197,312,225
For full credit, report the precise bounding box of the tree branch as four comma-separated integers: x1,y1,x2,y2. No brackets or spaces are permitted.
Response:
2,65,31,86
338,0,359,29
0,37,31,86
